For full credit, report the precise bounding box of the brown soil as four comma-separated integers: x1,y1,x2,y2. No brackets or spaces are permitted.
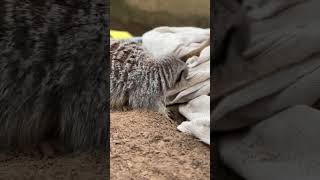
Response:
0,110,209,180
0,149,107,180
110,111,210,180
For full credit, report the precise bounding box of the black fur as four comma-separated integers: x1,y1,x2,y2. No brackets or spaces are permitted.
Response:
0,0,109,151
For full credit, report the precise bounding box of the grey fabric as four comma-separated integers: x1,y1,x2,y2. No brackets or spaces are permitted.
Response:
213,0,320,179
213,57,320,130
214,0,320,100
219,105,320,180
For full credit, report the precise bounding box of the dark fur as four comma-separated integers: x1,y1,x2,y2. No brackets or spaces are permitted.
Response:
0,0,108,151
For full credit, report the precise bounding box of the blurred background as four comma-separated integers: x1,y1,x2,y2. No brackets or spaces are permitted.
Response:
110,0,210,36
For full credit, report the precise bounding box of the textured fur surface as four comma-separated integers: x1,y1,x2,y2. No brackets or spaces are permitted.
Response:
110,40,187,116
0,0,108,151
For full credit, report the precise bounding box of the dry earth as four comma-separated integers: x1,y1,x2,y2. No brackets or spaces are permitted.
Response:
0,110,209,180
110,111,210,180
0,149,107,180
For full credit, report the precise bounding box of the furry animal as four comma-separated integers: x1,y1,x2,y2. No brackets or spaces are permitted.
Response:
0,0,108,152
110,40,187,116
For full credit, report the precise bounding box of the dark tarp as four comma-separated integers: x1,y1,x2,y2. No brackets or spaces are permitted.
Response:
213,0,320,179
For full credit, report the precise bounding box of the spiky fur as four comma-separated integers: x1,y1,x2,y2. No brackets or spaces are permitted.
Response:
0,0,109,151
110,40,187,116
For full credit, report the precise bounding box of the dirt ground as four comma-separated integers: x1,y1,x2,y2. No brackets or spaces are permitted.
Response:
0,110,209,180
0,149,107,180
110,111,210,180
